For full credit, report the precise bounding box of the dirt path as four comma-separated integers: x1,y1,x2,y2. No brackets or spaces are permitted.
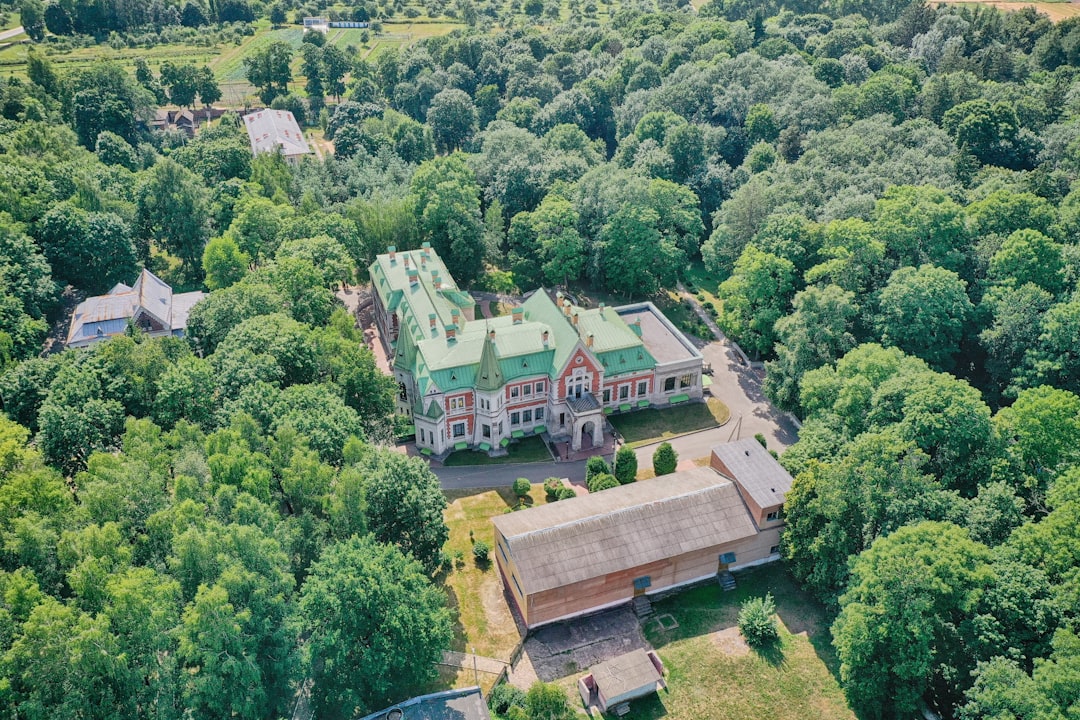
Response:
933,0,1080,21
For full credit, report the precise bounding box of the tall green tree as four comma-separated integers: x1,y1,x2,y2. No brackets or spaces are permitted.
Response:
135,159,210,277
360,450,449,574
832,522,993,719
410,153,484,284
718,245,797,359
426,88,478,153
876,264,973,372
299,536,453,719
243,41,293,105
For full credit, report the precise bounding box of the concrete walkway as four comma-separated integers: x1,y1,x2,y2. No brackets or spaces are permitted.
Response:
0,26,24,42
434,460,588,489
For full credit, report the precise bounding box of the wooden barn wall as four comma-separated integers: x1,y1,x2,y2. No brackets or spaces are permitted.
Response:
523,528,781,627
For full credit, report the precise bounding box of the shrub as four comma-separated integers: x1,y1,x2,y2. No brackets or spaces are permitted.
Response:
614,445,637,484
755,433,768,449
587,473,619,493
512,477,531,498
473,540,490,562
543,477,562,501
738,593,779,647
652,442,677,476
555,486,577,500
525,682,573,720
488,682,527,717
585,455,610,483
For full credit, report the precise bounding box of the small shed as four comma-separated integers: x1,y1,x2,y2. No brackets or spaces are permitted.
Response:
578,649,666,714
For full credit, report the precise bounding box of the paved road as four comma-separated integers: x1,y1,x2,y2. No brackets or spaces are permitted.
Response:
434,460,588,489
0,26,24,41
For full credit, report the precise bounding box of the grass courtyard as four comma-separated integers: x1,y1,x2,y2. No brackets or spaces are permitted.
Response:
436,485,549,692
610,396,730,448
556,564,855,720
442,435,553,466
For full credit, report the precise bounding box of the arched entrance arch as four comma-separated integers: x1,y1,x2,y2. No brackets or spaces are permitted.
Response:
572,416,603,451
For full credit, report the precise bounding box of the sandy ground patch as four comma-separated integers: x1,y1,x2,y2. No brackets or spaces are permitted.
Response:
713,626,751,657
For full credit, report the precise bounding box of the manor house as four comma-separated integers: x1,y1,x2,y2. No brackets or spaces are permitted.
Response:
369,245,703,457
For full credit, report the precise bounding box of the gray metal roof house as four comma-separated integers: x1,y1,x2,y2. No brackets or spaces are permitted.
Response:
65,269,204,349
355,687,491,720
492,440,793,628
243,109,311,163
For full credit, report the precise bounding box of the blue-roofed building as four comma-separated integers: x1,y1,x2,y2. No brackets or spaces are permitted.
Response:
65,269,204,349
369,245,703,458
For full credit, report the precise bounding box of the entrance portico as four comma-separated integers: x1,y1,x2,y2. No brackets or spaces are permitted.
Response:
567,392,604,451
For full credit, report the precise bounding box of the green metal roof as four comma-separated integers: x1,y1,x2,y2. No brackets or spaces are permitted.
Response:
394,320,417,371
476,334,505,391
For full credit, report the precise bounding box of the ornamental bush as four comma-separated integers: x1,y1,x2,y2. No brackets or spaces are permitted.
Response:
614,445,637,484
472,540,490,563
653,442,677,475
512,477,531,498
738,592,779,647
585,455,610,482
587,473,619,493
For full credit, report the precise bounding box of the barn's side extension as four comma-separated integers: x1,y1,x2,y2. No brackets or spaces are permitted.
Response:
492,439,792,628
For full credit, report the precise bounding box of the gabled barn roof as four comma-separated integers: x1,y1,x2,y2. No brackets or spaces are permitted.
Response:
711,438,793,509
492,467,758,595
243,109,311,157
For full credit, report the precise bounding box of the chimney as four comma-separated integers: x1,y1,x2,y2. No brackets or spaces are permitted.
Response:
429,313,437,329
387,245,396,262
586,332,594,347
451,308,460,325
572,312,579,326
421,241,431,250
512,307,523,325
420,255,426,270
489,328,496,340
432,270,442,290
542,330,549,347
599,302,606,311
403,254,410,269
407,268,419,286
445,324,457,342
563,299,571,317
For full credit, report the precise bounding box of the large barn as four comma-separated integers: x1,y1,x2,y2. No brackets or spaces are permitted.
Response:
492,439,792,628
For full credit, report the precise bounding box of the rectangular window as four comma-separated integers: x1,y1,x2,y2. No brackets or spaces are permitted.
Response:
664,377,676,392
535,408,544,421
720,552,736,564
498,422,504,434
619,385,629,400
450,396,465,411
523,409,532,423
499,542,508,562
603,389,611,403
418,429,425,442
770,545,781,555
523,383,532,396
680,373,694,388
512,574,523,597
510,412,520,426
453,422,466,438
535,381,545,393
633,576,652,591
510,386,520,398
638,381,648,396
482,424,491,438
766,510,781,522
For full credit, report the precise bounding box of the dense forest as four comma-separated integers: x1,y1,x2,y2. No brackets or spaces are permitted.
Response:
2,0,1080,717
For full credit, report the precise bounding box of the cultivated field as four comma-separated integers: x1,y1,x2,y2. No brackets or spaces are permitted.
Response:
933,0,1080,21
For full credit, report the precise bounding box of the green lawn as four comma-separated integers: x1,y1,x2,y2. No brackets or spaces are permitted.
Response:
610,397,730,448
557,564,855,720
683,262,725,315
442,435,552,466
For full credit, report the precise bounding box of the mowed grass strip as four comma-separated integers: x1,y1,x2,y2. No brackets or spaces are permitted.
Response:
442,435,553,466
441,486,546,659
554,565,854,720
610,396,730,448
